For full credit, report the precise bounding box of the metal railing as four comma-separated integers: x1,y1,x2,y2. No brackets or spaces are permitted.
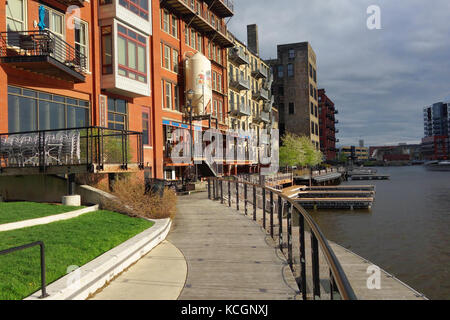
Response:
0,241,48,298
0,126,143,172
0,30,87,73
207,177,357,300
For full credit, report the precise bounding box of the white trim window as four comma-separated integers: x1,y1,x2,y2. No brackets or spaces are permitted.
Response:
43,6,65,39
6,0,26,32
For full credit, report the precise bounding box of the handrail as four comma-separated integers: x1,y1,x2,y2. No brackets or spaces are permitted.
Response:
207,177,357,300
0,241,48,298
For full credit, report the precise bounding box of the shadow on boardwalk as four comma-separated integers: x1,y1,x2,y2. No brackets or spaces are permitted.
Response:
168,192,300,300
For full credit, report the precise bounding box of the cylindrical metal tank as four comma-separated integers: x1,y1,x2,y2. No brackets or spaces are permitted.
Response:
185,53,212,116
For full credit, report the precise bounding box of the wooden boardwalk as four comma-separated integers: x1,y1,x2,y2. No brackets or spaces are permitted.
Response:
168,192,300,300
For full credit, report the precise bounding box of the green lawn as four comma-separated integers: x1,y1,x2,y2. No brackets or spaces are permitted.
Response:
0,211,154,300
0,202,84,225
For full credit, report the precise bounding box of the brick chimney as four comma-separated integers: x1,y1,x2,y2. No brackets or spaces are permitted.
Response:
247,24,259,56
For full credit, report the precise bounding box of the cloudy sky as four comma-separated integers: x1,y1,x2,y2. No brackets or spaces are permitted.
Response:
227,0,450,147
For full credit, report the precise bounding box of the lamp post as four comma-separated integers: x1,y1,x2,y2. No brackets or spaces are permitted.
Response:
186,89,195,182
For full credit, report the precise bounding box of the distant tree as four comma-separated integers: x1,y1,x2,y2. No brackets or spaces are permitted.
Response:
279,133,323,185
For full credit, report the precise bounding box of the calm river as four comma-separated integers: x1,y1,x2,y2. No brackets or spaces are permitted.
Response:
310,166,450,300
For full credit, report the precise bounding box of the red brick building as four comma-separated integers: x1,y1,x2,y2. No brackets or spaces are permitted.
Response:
318,89,338,161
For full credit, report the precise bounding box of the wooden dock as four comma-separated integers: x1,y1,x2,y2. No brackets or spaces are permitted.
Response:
351,175,390,181
295,197,374,210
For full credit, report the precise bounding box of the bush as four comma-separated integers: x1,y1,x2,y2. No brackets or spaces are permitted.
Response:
102,173,177,220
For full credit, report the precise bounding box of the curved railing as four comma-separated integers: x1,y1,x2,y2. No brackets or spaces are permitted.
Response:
207,177,357,300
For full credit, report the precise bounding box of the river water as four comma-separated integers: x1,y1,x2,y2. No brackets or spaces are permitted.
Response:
309,166,450,300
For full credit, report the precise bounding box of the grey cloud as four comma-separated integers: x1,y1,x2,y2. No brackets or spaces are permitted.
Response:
228,0,450,146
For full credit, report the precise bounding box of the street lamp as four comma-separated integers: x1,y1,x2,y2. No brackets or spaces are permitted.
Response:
185,89,195,182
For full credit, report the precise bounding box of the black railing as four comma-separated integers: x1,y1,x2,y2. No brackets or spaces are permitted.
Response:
0,30,87,73
0,126,143,172
0,241,48,299
207,177,357,300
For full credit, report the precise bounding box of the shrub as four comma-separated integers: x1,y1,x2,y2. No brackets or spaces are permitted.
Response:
102,173,177,220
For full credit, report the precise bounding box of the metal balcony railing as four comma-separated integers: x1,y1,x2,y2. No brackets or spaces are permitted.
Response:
0,126,143,174
229,76,250,91
207,178,357,300
253,88,269,101
252,65,268,79
230,102,251,117
228,47,249,65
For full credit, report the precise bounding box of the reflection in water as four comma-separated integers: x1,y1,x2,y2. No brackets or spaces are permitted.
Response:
308,166,450,300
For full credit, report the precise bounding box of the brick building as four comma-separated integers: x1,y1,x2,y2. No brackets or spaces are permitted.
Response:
0,0,278,183
422,100,449,160
318,89,338,161
267,42,320,149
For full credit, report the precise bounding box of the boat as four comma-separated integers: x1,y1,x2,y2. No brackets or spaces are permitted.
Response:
424,161,450,171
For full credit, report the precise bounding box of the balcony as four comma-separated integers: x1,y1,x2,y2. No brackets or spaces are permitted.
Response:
229,101,251,117
0,127,143,176
0,30,87,83
229,76,250,91
334,109,339,115
203,0,234,17
254,111,271,124
228,47,249,65
335,119,339,124
162,0,234,47
251,65,268,79
252,88,269,101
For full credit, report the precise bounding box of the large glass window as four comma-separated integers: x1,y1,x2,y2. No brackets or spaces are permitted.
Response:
107,98,127,130
117,24,147,83
7,86,89,133
119,0,149,20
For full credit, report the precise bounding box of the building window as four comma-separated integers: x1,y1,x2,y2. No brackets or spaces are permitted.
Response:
278,86,284,95
165,81,173,109
311,102,314,115
108,98,127,130
6,0,26,32
289,103,294,115
311,121,314,135
74,20,89,70
117,24,147,83
43,6,64,39
171,15,178,38
142,110,150,146
288,49,295,59
7,86,90,133
287,64,294,77
119,0,149,20
101,26,113,74
277,65,284,78
172,49,179,73
174,85,180,111
162,10,170,33
219,101,223,122
315,105,318,117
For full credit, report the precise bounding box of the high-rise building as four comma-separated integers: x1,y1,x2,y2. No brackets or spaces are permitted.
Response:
422,100,449,160
318,89,338,161
267,42,320,149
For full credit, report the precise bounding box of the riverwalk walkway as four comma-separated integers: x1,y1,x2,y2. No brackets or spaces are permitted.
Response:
90,191,426,300
168,192,300,300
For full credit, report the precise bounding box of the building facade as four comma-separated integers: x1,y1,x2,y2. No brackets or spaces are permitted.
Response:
318,89,338,161
340,146,369,162
267,42,320,149
422,101,449,160
0,0,279,182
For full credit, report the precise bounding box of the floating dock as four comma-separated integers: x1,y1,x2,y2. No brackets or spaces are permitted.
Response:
296,197,374,210
351,175,390,181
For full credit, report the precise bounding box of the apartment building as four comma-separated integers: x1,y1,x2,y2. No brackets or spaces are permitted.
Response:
267,42,320,149
340,146,369,162
0,0,278,183
318,89,338,161
227,24,275,174
422,99,449,160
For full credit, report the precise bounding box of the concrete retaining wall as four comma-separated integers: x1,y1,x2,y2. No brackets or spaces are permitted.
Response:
0,175,114,206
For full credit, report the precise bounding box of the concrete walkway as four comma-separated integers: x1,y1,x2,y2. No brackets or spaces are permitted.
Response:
90,240,187,300
167,192,300,300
